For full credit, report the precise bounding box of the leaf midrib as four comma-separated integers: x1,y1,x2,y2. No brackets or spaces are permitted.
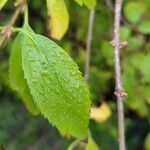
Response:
24,33,70,105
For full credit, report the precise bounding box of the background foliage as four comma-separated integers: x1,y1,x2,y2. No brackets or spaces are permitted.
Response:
0,0,149,149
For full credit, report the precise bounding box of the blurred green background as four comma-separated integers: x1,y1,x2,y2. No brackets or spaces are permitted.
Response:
0,0,150,149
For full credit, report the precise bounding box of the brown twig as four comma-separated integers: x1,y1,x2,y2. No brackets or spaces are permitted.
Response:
105,0,145,36
84,9,95,81
0,0,26,47
111,0,127,150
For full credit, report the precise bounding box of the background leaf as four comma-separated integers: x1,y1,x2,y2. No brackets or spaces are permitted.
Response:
0,0,7,10
74,0,97,9
85,135,99,150
74,0,83,6
21,29,91,138
138,21,150,34
124,1,145,23
90,103,111,123
84,0,97,9
67,133,99,150
144,133,150,150
46,0,69,40
9,34,39,115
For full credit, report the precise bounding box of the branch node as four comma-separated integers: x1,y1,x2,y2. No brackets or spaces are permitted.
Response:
110,39,117,47
0,0,26,48
110,40,128,49
0,26,13,38
114,89,127,99
120,41,128,49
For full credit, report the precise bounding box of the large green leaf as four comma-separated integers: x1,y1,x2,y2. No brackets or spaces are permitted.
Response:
46,0,69,40
9,34,39,115
21,27,91,138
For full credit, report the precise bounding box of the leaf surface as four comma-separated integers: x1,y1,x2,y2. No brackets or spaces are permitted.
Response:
9,34,39,115
21,28,91,138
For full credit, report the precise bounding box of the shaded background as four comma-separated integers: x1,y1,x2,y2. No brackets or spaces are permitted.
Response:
0,0,150,149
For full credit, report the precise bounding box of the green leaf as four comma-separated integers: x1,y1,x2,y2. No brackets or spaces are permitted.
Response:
46,0,69,40
122,55,149,117
138,21,150,34
21,27,91,138
129,53,150,83
85,136,99,150
74,0,97,9
120,26,131,40
67,133,99,150
9,34,39,115
144,133,150,150
100,41,113,66
84,0,97,9
0,0,7,10
75,0,83,6
127,35,144,51
124,2,145,23
123,73,149,117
